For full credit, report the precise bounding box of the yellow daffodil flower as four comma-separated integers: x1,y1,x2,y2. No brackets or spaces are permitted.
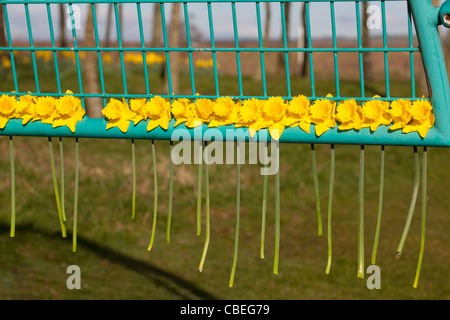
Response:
171,98,195,128
310,94,336,136
402,99,435,138
192,98,214,125
336,98,364,131
282,95,312,133
0,94,16,129
236,98,264,137
388,99,412,131
53,90,85,133
34,96,58,124
209,96,239,127
142,96,171,131
361,95,391,132
261,96,288,140
129,98,149,125
102,98,135,133
14,94,36,125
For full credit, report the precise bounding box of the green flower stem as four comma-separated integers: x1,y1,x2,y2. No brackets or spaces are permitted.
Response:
357,145,365,279
197,140,203,236
325,144,335,275
260,141,268,260
397,146,419,257
413,147,427,288
9,136,15,238
273,144,280,275
49,137,66,238
371,145,385,265
311,144,322,236
167,141,174,244
199,141,210,272
147,140,158,251
229,141,241,287
59,137,66,222
72,138,79,253
131,139,136,220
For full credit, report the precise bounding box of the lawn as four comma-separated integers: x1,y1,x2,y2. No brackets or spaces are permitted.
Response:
0,54,449,300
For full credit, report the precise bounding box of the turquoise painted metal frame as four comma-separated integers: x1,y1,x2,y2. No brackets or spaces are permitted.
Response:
0,0,449,146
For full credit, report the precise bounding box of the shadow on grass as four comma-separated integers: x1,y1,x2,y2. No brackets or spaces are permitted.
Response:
0,223,218,300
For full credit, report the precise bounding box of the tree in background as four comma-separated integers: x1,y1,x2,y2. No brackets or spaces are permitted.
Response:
297,2,307,77
0,2,8,60
59,4,66,47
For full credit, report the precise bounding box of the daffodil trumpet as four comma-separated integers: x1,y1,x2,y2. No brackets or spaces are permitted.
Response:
311,144,322,236
72,138,79,253
413,147,427,288
396,146,420,258
357,145,365,279
199,141,210,272
167,140,174,244
325,144,335,275
371,145,385,265
260,141,268,260
147,139,158,251
48,137,66,238
229,141,241,288
131,139,136,220
9,136,15,238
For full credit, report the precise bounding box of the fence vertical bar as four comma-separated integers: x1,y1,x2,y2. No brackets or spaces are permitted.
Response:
160,2,174,96
137,3,151,96
114,2,129,99
24,3,40,93
280,2,291,97
68,3,85,109
330,1,340,97
305,1,316,99
355,1,365,98
3,4,19,92
92,3,107,108
231,2,244,96
207,2,220,96
381,0,390,98
255,2,268,97
183,2,196,95
407,3,416,98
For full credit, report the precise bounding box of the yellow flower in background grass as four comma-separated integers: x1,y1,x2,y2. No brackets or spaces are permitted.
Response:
361,95,391,131
53,90,85,133
34,96,58,124
193,98,214,125
402,98,435,138
310,94,336,136
129,98,149,125
142,96,171,131
2,56,11,69
0,94,16,129
209,96,239,127
236,98,264,137
171,98,195,128
14,94,36,125
102,98,135,133
282,95,312,133
336,99,364,131
261,96,288,140
388,99,412,131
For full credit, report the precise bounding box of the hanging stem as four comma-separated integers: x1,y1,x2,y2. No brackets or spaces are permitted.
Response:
413,147,427,288
371,145,385,265
311,144,322,236
357,145,365,279
273,142,280,275
229,141,241,287
49,137,66,238
73,138,79,253
167,140,174,244
131,139,136,220
9,136,15,238
199,141,210,272
325,144,335,275
196,140,203,236
59,137,66,222
147,140,158,251
260,141,268,260
397,146,419,257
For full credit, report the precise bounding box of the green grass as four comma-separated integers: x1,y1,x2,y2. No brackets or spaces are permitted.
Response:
0,57,449,300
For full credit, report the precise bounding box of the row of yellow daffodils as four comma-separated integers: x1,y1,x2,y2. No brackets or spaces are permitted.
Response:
101,94,435,139
0,90,85,133
0,92,434,139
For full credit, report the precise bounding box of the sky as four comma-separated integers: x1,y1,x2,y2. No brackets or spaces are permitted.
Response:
3,1,424,45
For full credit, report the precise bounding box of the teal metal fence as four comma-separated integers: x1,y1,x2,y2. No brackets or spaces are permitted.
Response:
0,0,449,145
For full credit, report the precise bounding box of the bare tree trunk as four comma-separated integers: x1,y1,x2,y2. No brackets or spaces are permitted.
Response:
297,2,308,77
362,2,374,82
263,2,271,48
59,4,66,47
104,4,113,47
152,3,165,80
164,3,181,94
84,5,102,118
